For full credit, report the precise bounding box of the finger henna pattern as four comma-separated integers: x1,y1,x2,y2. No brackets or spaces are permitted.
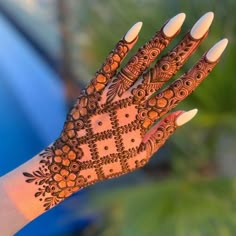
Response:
139,56,218,130
106,13,186,103
106,30,173,103
23,12,228,211
86,39,135,95
132,32,208,104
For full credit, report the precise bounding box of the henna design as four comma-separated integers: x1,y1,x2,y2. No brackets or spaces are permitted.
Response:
106,29,175,103
63,36,138,133
86,39,132,95
132,32,208,104
23,55,213,209
139,56,218,130
22,56,219,210
143,113,179,158
23,97,145,209
23,14,226,211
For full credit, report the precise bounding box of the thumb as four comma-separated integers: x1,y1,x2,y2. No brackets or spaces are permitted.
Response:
142,109,198,158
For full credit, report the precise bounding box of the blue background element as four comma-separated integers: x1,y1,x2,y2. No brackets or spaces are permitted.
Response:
0,13,90,235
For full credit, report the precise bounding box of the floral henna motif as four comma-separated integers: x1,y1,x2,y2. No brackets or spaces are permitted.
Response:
132,33,208,104
139,56,218,130
22,56,217,210
64,34,138,132
86,39,132,95
23,98,145,209
106,29,175,103
23,13,227,211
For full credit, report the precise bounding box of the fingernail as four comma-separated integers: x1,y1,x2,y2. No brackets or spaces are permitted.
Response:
190,12,214,39
163,13,186,37
175,108,198,126
206,38,228,62
124,22,143,43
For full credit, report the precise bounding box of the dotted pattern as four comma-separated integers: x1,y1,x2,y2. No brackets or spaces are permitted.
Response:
23,26,219,211
106,28,173,103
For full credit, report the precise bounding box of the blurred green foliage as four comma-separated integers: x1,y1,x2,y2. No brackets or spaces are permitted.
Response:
72,0,236,167
65,0,236,235
94,178,236,236
73,0,236,118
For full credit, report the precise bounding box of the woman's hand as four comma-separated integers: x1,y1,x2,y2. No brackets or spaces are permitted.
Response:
23,12,228,211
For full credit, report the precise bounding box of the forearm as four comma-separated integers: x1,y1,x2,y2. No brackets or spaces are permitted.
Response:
0,12,228,236
0,179,28,236
0,146,57,235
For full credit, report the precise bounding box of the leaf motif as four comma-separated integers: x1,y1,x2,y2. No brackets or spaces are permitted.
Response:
107,79,126,103
43,203,51,211
26,179,36,183
45,197,52,202
107,83,118,103
33,170,43,177
23,172,34,178
35,192,42,197
40,159,49,165
39,179,46,185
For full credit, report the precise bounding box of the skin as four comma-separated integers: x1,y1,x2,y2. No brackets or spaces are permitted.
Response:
0,13,226,235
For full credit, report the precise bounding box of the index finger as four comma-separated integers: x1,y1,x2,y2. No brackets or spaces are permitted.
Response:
86,22,143,95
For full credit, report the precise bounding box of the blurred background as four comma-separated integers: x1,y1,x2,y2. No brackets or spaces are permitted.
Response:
0,0,235,235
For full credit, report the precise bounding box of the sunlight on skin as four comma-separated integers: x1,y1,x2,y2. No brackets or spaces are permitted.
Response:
0,12,228,236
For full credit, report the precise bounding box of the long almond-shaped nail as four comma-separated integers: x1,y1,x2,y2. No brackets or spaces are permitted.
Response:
190,12,214,39
175,108,198,126
206,38,228,62
124,22,143,43
163,13,186,37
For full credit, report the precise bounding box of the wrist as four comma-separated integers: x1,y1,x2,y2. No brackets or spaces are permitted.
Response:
0,176,30,235
1,144,57,222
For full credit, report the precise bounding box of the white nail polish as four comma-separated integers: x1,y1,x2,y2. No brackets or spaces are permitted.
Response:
190,12,214,39
175,109,198,126
163,13,186,37
206,38,228,62
124,22,143,43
